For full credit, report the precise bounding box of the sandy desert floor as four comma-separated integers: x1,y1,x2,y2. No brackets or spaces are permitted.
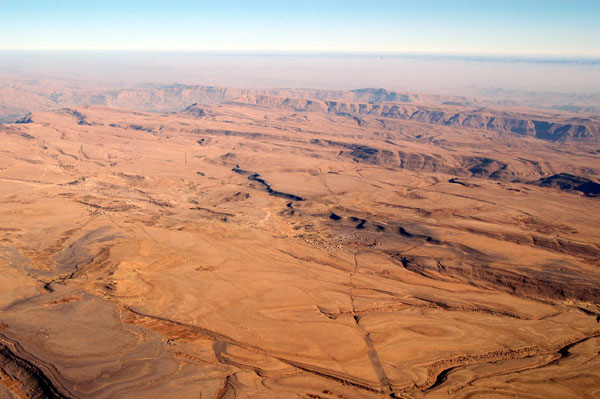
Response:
0,91,599,398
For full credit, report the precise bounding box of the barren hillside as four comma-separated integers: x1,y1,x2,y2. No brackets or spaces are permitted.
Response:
0,93,599,398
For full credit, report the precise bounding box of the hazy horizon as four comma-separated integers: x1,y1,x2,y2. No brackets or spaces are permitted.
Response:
2,51,599,98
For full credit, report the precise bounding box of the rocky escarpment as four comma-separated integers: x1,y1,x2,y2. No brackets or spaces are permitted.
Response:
532,173,600,197
0,335,71,399
232,95,600,143
15,113,33,124
310,138,550,180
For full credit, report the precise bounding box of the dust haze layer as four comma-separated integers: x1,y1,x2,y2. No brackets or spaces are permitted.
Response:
1,74,600,399
1,52,600,122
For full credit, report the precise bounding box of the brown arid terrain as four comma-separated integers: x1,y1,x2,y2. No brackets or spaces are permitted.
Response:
2,74,600,124
1,86,600,399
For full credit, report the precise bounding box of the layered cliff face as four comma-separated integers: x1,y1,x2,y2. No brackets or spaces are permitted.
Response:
231,95,600,143
1,89,599,399
3,79,599,143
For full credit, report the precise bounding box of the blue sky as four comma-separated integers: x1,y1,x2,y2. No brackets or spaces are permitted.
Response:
1,0,599,56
